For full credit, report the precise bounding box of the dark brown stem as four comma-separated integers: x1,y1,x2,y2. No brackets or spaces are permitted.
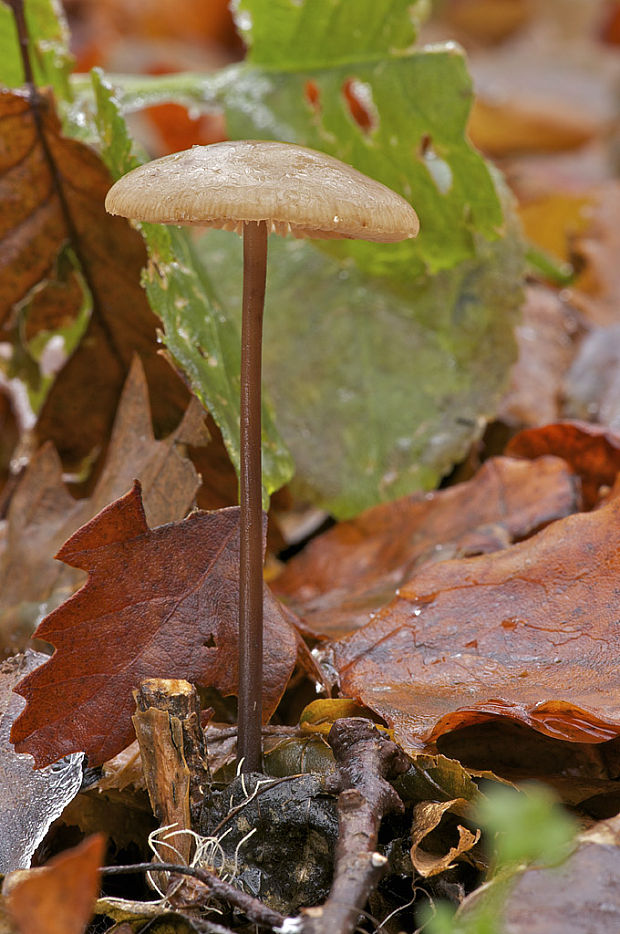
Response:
237,220,268,773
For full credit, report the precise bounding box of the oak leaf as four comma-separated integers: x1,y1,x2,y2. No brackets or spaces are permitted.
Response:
331,494,620,752
6,834,105,934
274,455,579,639
10,483,305,767
0,356,208,655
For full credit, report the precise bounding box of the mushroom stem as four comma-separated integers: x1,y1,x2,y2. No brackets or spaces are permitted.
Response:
238,219,268,773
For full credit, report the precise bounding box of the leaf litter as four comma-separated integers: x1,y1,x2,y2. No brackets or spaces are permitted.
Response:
1,0,620,932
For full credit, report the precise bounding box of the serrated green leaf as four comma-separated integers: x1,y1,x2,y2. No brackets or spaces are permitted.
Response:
90,69,294,501
0,0,73,99
233,0,428,68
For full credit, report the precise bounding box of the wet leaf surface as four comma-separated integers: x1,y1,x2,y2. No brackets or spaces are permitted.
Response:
331,494,620,752
274,455,579,638
10,483,304,766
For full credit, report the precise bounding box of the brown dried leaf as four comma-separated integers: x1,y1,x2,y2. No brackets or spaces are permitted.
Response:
506,420,620,509
274,456,579,638
10,483,304,766
6,835,105,934
410,799,480,877
497,285,585,429
0,87,187,467
332,495,620,753
0,357,208,655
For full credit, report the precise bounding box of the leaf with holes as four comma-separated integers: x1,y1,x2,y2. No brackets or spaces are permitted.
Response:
10,483,306,767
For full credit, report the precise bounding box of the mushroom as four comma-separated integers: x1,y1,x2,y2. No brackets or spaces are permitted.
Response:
105,139,419,772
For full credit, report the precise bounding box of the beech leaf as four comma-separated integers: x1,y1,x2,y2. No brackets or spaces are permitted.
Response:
0,86,187,469
274,455,579,638
331,494,620,751
10,483,304,767
506,420,620,509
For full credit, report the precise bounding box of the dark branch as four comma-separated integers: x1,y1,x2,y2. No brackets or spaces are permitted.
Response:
300,717,410,934
102,862,286,930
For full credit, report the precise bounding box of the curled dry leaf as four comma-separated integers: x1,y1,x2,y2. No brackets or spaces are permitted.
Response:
0,356,208,656
5,834,105,934
331,494,620,752
10,483,307,767
506,420,620,509
410,799,481,878
274,455,579,639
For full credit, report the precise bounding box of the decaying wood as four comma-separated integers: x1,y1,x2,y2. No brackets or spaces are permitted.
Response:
132,678,211,863
300,717,410,934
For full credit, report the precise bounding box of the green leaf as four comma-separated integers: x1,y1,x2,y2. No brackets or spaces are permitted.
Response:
226,0,501,276
0,0,73,99
90,69,294,501
233,0,427,68
196,202,522,517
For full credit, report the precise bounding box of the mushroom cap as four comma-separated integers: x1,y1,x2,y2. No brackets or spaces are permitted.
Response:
105,140,419,243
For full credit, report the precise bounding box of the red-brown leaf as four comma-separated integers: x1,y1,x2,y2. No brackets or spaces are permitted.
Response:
506,420,620,508
10,484,303,767
331,495,620,751
6,834,105,934
274,456,579,639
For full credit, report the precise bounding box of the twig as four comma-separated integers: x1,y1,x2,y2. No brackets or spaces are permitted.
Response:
300,718,410,934
102,862,286,930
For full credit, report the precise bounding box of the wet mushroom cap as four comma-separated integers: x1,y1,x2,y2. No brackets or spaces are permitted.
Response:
105,139,419,242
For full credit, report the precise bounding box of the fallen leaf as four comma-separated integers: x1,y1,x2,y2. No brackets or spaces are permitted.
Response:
0,651,83,873
331,494,620,753
6,834,105,934
0,356,208,655
0,87,187,468
563,325,620,433
274,455,579,638
497,285,585,429
567,182,620,326
506,420,620,509
10,482,305,766
410,799,480,877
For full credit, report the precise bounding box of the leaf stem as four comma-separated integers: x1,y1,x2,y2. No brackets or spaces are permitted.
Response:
237,220,268,773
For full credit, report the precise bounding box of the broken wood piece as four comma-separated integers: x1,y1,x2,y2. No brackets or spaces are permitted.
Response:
132,678,211,866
